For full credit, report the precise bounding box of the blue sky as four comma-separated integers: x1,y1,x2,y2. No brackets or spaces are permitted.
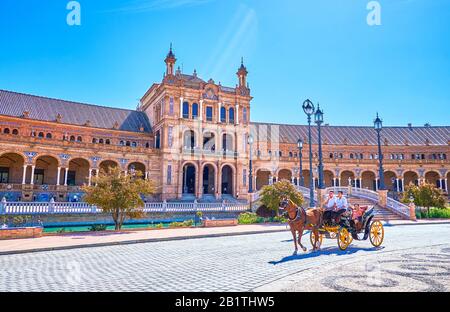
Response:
0,0,449,126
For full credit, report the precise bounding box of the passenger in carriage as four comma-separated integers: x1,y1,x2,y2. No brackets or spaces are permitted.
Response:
350,204,368,232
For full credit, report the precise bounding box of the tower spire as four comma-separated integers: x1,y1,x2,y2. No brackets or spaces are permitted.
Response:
237,57,248,88
164,43,176,76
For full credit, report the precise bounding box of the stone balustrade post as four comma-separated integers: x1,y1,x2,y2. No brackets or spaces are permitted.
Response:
378,189,388,208
0,197,6,214
49,198,55,213
409,202,417,221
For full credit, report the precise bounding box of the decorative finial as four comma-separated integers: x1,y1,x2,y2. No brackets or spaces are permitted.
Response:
170,42,172,52
241,57,244,65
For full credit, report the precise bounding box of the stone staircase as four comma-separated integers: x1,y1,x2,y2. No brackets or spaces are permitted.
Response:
348,197,403,221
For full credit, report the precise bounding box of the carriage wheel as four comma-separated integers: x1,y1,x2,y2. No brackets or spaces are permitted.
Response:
369,221,384,247
337,227,352,251
310,231,323,249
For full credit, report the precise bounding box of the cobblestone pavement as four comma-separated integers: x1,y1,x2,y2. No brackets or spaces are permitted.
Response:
0,224,449,292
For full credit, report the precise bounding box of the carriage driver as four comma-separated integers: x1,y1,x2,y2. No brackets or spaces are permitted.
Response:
333,191,349,222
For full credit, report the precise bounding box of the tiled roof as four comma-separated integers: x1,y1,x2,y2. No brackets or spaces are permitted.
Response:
251,122,450,146
0,90,152,133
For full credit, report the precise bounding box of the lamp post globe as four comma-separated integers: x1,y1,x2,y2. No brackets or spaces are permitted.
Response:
302,99,315,116
302,99,315,207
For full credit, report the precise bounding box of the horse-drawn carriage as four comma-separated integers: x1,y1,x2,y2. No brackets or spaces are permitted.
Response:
280,199,384,253
309,206,384,251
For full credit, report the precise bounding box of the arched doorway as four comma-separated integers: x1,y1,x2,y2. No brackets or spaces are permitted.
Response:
341,170,355,187
324,170,334,187
35,155,59,185
404,171,419,188
278,169,292,182
0,153,25,184
128,162,146,178
361,171,376,190
184,130,195,149
425,171,440,188
256,169,270,190
221,165,233,195
222,134,234,152
68,158,90,186
203,132,216,153
99,160,118,174
384,171,397,191
302,170,311,187
202,164,215,195
182,163,196,194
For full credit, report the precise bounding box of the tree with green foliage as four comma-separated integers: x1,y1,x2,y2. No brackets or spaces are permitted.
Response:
259,180,304,215
82,166,156,230
402,183,446,217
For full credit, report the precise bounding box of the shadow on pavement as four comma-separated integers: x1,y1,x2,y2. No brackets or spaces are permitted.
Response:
269,246,384,265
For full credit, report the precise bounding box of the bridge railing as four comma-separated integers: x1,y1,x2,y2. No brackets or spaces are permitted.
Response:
0,201,249,215
386,197,411,219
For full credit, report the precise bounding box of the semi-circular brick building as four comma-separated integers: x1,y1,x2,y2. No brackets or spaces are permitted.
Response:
1,47,449,202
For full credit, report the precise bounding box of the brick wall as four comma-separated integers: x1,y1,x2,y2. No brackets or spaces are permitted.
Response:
0,227,43,240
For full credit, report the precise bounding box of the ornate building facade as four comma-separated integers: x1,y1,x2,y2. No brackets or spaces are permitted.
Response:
0,47,449,202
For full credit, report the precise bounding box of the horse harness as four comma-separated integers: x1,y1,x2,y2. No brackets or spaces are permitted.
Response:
288,207,307,224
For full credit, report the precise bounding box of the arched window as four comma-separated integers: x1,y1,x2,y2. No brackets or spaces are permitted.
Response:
46,133,52,139
339,153,343,159
105,139,110,145
12,129,19,135
329,153,334,159
131,142,137,147
31,131,36,137
119,140,125,146
229,107,235,124
155,131,161,149
70,136,76,141
92,138,97,144
126,141,131,147
349,153,354,159
77,136,82,142
99,139,104,144
220,107,226,123
3,128,10,134
38,132,44,138
145,142,150,148
182,102,189,119
289,152,293,158
206,106,213,122
243,108,247,123
192,103,198,119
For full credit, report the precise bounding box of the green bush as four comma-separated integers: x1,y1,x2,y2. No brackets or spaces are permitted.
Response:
182,219,194,227
273,215,288,223
238,212,259,224
169,220,193,228
416,207,450,219
154,223,164,229
57,228,66,234
89,224,107,231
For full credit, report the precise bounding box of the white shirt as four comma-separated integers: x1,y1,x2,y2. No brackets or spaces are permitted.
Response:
325,195,337,210
336,196,348,210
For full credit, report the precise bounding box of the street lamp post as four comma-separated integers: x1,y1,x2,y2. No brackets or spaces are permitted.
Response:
314,104,324,189
374,113,385,190
302,99,315,207
297,139,304,187
248,134,254,193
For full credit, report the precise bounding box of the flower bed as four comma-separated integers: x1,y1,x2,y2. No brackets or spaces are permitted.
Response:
204,219,238,227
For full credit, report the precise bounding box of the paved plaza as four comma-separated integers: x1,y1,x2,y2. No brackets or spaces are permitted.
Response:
0,224,449,292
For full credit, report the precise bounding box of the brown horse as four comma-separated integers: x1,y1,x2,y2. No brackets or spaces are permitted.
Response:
280,199,323,254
